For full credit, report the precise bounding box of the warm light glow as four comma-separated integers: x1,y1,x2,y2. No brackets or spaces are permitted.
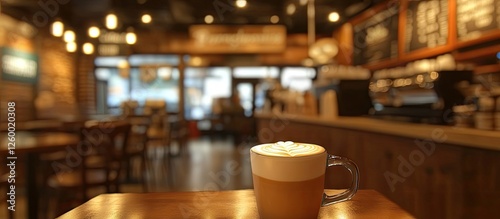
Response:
126,32,137,44
63,30,75,42
191,57,202,66
204,15,214,24
82,43,94,55
51,21,64,37
270,15,279,24
141,14,152,24
235,0,247,8
299,0,308,6
66,42,77,53
88,26,100,38
287,4,296,15
328,12,340,22
106,13,118,29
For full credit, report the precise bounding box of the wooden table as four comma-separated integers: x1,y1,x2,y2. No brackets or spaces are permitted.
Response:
58,189,414,218
0,131,80,219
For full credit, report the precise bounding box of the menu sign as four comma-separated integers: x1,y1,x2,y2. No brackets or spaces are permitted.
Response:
189,25,286,54
405,0,448,52
353,5,399,65
456,0,500,41
1,47,38,84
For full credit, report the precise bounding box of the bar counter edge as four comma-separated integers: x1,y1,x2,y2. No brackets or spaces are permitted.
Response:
255,112,500,151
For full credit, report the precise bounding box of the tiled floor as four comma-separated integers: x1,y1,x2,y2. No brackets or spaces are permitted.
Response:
0,135,256,218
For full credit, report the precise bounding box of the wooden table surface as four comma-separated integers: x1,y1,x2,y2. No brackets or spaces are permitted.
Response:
0,131,80,219
0,131,80,154
58,189,414,219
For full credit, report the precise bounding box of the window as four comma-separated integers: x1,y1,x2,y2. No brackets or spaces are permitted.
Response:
281,67,316,92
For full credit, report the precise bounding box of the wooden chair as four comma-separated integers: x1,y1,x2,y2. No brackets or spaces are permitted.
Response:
123,115,151,190
47,121,130,214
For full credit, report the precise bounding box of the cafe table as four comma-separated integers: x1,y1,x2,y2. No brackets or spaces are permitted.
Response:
0,131,80,219
58,189,415,218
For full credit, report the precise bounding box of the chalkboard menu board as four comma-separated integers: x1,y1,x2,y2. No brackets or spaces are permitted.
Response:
405,0,449,52
353,5,399,65
456,0,500,41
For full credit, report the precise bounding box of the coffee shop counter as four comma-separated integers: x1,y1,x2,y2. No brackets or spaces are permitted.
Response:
255,112,500,219
255,113,500,151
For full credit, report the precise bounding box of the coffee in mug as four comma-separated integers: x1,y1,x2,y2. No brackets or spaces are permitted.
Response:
250,141,359,219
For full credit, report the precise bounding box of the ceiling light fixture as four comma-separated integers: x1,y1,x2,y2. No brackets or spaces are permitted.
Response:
126,29,137,45
51,20,64,37
83,43,94,55
63,30,75,42
287,4,296,15
141,14,152,24
204,15,214,24
88,26,100,38
270,15,279,24
235,0,247,8
328,12,340,22
66,42,77,53
106,13,118,29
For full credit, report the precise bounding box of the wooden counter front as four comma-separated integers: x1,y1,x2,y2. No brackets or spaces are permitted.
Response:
256,113,500,219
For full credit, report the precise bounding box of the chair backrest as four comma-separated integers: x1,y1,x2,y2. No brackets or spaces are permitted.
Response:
79,120,131,197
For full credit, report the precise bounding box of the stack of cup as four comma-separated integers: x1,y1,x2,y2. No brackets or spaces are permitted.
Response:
496,97,500,131
474,96,495,130
453,105,475,128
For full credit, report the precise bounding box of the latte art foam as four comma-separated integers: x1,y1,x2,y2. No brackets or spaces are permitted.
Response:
252,141,325,157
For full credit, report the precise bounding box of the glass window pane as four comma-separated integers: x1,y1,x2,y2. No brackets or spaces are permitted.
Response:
130,67,179,112
94,56,128,67
184,67,231,119
281,67,316,92
233,67,279,78
128,54,180,66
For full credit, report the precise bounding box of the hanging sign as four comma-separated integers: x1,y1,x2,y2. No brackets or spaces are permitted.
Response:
189,25,286,53
1,47,38,84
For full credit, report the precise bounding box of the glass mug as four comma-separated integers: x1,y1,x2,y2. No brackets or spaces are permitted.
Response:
250,141,360,219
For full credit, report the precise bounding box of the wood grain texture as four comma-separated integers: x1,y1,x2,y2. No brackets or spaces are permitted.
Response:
57,190,414,219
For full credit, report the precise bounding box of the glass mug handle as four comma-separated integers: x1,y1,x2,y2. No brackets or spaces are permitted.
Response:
321,154,360,206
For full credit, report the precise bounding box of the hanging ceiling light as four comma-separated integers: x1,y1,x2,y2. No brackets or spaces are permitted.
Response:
141,14,152,24
63,30,75,42
328,12,340,22
126,29,137,45
270,15,279,24
106,13,118,29
235,0,247,8
287,4,296,15
204,15,214,24
66,42,77,53
88,26,100,38
82,42,94,55
51,20,64,37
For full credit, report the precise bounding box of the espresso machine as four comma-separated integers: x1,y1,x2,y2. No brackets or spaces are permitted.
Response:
369,68,473,124
312,65,372,116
